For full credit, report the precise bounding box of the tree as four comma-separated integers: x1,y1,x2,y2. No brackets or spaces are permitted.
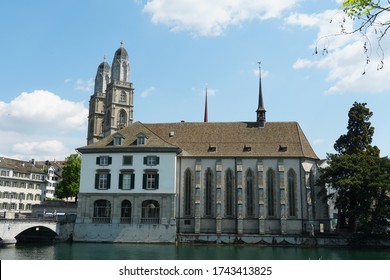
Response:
55,153,81,201
318,102,389,234
318,1,390,70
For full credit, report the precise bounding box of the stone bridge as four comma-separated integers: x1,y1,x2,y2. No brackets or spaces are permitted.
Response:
0,218,74,244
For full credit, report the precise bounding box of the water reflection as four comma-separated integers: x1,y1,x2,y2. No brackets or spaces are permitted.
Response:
0,243,389,260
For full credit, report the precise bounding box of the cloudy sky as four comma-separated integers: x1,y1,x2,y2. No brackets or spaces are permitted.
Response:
1,0,389,161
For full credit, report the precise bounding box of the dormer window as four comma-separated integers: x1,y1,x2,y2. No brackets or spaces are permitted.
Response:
279,145,288,152
208,145,217,152
113,134,124,146
243,145,252,152
137,133,147,145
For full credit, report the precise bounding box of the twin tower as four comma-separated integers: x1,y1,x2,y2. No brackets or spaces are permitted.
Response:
87,42,134,144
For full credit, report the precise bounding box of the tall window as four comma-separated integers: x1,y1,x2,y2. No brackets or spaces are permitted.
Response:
120,200,132,223
288,169,297,217
205,168,213,216
267,169,275,217
142,172,159,190
118,110,127,127
95,173,111,190
184,169,192,216
225,169,234,217
120,91,126,103
119,172,134,190
246,169,254,217
93,200,111,223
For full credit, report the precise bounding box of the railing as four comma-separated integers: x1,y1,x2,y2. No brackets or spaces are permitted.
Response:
92,217,111,224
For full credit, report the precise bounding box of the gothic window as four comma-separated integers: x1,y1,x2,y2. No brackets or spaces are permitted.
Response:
93,199,111,223
288,169,297,217
106,110,111,127
225,169,234,217
184,169,192,216
118,110,127,128
120,200,132,223
267,169,275,217
246,169,255,217
120,91,126,103
205,168,213,216
141,200,160,224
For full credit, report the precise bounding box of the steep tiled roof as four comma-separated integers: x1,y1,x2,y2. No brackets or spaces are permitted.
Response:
0,157,45,173
78,121,318,160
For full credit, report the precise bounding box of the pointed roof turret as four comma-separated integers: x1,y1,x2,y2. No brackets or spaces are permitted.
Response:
256,62,266,127
204,87,208,122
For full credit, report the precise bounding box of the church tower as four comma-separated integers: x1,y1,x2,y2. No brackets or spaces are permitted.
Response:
87,42,134,144
87,57,111,144
103,41,134,137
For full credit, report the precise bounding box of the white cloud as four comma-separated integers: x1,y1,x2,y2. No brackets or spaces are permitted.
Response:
287,8,390,94
75,78,94,92
140,86,156,97
143,0,301,36
0,90,88,161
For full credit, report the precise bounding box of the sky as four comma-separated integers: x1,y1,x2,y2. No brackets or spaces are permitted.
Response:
0,0,389,161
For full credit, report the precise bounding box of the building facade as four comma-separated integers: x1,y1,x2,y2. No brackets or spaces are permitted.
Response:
0,158,46,218
74,45,329,243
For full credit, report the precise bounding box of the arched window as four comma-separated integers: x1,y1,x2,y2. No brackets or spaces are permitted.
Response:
106,110,111,127
120,91,126,103
288,169,297,217
93,199,111,223
141,200,160,224
225,169,234,217
205,168,213,216
118,110,127,128
246,169,255,217
267,169,275,217
184,169,192,216
120,200,132,224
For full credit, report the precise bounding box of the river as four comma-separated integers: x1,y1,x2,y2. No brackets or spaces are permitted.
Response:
1,243,389,260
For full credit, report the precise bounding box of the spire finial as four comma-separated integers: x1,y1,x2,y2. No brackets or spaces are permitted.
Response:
256,61,266,127
103,54,106,62
120,40,124,47
204,85,208,123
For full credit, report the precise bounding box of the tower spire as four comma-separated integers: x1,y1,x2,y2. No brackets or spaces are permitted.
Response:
256,62,266,127
204,86,208,122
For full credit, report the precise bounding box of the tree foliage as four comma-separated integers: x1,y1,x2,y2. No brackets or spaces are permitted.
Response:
318,102,389,234
317,1,390,70
55,153,81,201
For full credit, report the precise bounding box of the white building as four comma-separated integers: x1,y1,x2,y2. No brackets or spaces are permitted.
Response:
0,158,46,218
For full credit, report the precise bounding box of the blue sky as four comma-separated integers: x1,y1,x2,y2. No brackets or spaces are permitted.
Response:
0,0,389,161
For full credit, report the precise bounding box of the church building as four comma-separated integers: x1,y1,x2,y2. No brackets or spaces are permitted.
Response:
73,44,329,243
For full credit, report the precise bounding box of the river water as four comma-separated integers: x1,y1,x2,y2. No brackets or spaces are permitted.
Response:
0,243,389,260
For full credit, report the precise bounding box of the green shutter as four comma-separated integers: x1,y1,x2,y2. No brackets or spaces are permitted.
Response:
143,157,147,165
131,174,135,189
118,174,123,189
142,174,147,189
155,174,159,189
108,157,112,165
96,157,100,165
107,174,111,189
156,157,160,164
95,174,99,189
